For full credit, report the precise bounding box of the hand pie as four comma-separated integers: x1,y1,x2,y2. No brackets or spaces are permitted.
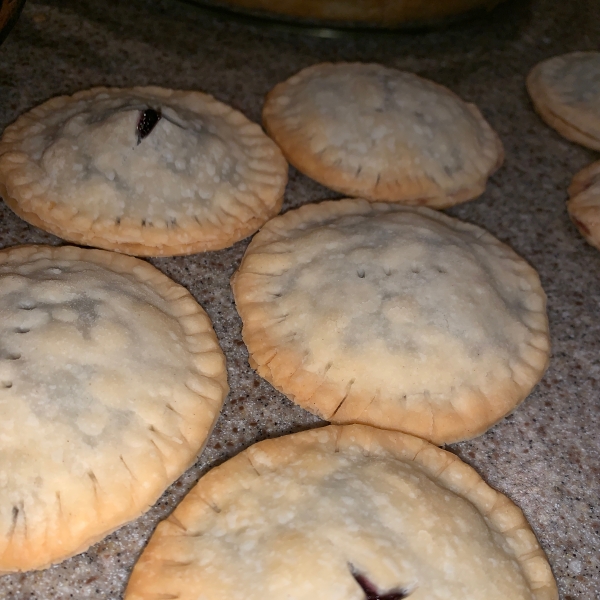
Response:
232,199,550,444
0,245,228,571
0,87,287,256
263,63,503,207
527,52,600,150
125,425,558,600
568,159,600,249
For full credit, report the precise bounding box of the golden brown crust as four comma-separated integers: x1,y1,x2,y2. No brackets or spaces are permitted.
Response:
0,189,282,256
0,86,288,256
232,199,550,445
0,245,229,572
567,160,600,250
526,52,600,151
124,424,558,600
263,63,503,207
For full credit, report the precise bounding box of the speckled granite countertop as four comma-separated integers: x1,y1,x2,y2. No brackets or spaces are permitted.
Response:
0,0,599,598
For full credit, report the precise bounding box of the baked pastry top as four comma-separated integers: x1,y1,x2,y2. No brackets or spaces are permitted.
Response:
527,51,600,150
125,424,558,600
0,245,229,572
568,159,600,250
232,199,550,444
0,86,288,256
263,63,503,207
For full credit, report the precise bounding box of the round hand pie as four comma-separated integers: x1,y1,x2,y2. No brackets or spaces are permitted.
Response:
0,86,288,256
527,51,600,150
125,425,558,600
0,245,229,572
232,199,550,444
262,63,503,207
567,159,600,249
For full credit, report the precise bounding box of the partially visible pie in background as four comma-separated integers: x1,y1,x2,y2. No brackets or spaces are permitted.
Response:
0,245,229,572
0,86,288,256
527,51,600,150
199,0,504,27
232,199,550,445
263,63,503,207
568,159,600,250
125,424,558,600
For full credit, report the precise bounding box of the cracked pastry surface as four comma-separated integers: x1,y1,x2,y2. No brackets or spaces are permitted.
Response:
0,86,288,256
567,159,600,250
124,424,558,600
232,199,550,444
527,52,600,150
0,245,229,572
262,63,503,207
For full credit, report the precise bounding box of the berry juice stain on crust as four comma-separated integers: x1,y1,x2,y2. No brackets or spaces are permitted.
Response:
352,571,409,600
136,108,162,145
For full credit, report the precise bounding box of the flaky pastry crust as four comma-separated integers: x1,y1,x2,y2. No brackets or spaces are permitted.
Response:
232,199,550,445
0,87,288,256
527,52,600,151
263,63,503,207
125,425,558,600
0,245,229,572
567,160,600,250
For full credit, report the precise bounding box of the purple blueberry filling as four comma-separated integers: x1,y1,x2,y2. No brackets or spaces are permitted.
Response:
136,108,162,145
352,571,409,600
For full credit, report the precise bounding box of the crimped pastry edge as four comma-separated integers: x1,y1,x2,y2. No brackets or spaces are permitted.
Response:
263,62,504,206
0,244,229,572
232,199,550,445
124,424,558,600
526,52,600,151
0,86,288,256
567,159,600,250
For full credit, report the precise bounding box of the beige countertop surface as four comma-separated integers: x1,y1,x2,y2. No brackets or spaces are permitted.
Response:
0,0,599,597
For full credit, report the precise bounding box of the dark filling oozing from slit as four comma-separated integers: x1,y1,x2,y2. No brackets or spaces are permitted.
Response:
136,108,162,145
352,570,409,600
